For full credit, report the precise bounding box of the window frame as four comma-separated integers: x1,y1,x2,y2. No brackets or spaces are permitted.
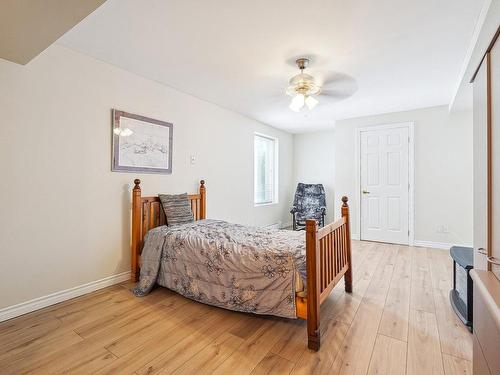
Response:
253,132,279,206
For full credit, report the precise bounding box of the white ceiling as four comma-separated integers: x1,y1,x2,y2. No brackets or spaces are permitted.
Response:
58,0,484,133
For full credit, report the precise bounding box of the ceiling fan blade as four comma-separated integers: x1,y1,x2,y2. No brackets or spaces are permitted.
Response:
321,89,347,98
320,72,357,88
319,88,356,102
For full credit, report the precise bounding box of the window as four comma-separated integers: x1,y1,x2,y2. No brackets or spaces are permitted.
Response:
254,133,278,205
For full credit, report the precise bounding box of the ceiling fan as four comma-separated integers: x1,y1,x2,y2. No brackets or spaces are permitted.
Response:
286,58,321,112
285,57,357,112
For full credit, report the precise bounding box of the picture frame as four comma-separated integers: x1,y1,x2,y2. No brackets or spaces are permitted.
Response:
112,109,173,174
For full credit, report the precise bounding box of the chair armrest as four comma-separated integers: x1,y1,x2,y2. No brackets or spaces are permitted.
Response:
290,206,298,214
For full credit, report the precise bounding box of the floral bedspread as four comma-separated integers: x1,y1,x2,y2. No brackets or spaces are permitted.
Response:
133,220,306,318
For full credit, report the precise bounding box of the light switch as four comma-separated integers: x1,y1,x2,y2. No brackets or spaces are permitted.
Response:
190,155,196,165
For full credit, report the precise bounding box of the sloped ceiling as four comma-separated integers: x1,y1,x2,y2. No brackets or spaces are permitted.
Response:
0,0,106,65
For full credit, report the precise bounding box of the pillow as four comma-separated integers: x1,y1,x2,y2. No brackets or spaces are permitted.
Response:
159,193,194,226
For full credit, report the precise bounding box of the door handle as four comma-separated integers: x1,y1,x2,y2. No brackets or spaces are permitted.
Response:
478,248,488,255
362,190,370,194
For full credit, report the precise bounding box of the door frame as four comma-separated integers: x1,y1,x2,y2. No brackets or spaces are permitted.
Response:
354,122,415,245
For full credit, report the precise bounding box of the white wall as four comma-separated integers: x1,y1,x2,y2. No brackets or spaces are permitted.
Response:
334,105,473,246
292,130,335,223
0,45,294,309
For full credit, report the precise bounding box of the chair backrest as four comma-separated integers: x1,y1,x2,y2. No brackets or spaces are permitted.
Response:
293,183,326,213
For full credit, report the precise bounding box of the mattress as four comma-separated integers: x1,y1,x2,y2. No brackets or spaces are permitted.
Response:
134,219,307,318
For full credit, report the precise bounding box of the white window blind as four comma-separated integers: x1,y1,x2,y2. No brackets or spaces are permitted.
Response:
254,134,278,205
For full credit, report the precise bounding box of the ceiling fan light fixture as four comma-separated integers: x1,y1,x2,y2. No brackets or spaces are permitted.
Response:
286,57,323,112
305,95,318,110
289,93,305,112
286,73,321,97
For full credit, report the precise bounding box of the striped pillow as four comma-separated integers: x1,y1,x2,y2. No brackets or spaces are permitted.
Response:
159,193,194,226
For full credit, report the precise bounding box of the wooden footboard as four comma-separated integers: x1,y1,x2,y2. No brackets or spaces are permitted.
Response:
302,196,352,351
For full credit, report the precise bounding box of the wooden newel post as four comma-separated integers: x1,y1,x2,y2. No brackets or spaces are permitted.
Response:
341,196,353,293
199,180,206,219
131,179,142,282
306,219,321,351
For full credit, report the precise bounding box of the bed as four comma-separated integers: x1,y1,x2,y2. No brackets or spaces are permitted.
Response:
130,179,352,351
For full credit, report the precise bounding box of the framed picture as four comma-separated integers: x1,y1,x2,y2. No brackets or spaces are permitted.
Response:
112,109,173,174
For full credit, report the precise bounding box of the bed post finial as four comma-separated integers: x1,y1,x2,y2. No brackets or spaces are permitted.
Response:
134,179,141,190
341,196,348,207
199,180,206,219
131,179,142,283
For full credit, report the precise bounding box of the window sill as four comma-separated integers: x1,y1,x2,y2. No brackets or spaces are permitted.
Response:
254,202,279,207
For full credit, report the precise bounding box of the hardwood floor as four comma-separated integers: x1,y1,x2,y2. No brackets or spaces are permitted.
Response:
0,241,472,374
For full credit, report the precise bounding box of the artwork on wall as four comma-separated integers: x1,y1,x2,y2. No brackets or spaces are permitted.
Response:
112,109,173,174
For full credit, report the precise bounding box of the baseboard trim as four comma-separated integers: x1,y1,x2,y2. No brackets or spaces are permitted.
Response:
352,235,471,250
413,240,472,249
0,271,131,322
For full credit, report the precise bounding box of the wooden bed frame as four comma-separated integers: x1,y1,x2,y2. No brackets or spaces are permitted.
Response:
130,179,352,351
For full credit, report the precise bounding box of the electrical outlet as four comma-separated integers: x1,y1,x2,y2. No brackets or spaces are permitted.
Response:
190,155,196,165
436,225,450,234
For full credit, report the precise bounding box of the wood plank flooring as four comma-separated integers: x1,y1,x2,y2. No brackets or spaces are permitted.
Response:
0,241,472,374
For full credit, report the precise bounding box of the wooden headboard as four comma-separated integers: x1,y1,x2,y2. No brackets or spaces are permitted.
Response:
130,179,206,282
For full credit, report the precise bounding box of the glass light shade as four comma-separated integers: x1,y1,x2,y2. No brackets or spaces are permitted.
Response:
289,94,305,112
286,73,321,96
305,95,319,110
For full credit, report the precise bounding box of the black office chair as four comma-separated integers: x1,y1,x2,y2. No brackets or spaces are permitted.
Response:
290,183,326,230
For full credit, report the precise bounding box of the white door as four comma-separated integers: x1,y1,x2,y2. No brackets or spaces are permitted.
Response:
360,126,410,245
